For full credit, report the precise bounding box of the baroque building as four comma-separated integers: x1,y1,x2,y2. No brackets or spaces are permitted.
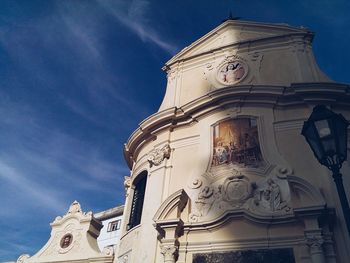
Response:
118,19,350,263
6,202,124,263
5,18,350,263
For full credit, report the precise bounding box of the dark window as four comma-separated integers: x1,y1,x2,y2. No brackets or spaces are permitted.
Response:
107,220,120,232
127,172,147,230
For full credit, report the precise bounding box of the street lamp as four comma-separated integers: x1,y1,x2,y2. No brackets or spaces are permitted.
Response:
301,105,350,235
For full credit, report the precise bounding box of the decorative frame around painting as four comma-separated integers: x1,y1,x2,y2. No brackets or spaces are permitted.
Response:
216,60,248,85
210,117,265,170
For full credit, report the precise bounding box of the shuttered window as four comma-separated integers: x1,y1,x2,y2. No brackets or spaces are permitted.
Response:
127,172,147,230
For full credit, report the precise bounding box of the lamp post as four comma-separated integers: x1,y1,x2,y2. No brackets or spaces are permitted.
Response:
301,105,350,235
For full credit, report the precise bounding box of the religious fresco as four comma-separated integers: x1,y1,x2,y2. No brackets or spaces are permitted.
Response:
60,233,73,248
218,61,247,84
212,118,264,168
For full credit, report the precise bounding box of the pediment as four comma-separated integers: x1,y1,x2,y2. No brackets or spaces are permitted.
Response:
153,189,189,222
166,20,310,66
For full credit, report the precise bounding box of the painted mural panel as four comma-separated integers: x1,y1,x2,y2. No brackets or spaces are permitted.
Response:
212,118,264,168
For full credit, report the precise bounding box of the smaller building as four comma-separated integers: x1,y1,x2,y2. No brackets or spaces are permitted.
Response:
5,201,124,263
95,205,124,252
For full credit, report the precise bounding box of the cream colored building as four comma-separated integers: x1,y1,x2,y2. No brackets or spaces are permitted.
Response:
6,18,350,263
8,202,124,263
118,19,350,263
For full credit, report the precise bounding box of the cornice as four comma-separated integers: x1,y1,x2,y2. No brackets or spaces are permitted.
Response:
166,32,314,70
124,82,350,169
181,206,325,231
166,19,312,68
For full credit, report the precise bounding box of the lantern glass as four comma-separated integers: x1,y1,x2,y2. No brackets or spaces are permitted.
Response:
302,122,324,161
334,115,349,161
302,105,349,169
315,119,331,138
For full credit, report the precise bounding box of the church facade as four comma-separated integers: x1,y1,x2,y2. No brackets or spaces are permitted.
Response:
118,19,350,263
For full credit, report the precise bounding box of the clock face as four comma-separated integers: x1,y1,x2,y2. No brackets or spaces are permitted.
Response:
60,233,73,248
217,60,248,85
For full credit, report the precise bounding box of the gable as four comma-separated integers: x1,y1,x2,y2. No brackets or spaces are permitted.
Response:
166,20,311,66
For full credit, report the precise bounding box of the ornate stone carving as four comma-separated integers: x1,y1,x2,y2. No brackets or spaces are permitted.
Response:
275,166,293,179
204,54,251,90
217,60,248,85
102,246,114,256
57,225,83,254
118,254,129,263
251,178,290,213
160,244,178,263
188,174,292,222
305,233,326,263
188,179,202,189
205,62,214,71
306,235,324,252
147,144,171,167
68,200,82,214
124,176,131,196
192,186,216,219
16,254,30,263
221,175,251,204
198,186,214,199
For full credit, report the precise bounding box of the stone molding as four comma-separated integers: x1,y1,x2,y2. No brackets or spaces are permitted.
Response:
124,83,350,169
154,190,189,263
153,189,189,223
273,119,305,132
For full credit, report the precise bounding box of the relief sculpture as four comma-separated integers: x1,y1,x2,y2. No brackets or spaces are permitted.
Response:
250,178,291,213
147,144,171,167
188,172,292,222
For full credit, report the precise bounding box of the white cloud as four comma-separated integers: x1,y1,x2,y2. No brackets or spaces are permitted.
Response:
98,0,178,54
0,101,126,219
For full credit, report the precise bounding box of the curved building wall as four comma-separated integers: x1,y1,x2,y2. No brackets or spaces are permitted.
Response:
118,20,350,263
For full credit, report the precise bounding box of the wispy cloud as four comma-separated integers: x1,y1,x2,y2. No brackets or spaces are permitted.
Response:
0,159,67,215
98,0,178,54
0,1,152,131
0,99,127,220
0,98,128,260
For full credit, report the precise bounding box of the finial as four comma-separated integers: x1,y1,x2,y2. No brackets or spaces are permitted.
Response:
68,200,82,214
222,10,241,22
229,11,233,20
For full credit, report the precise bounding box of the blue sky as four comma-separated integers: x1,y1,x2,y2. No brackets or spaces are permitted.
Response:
0,0,349,261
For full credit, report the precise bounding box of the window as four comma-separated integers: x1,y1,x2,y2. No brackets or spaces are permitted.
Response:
127,172,147,230
107,220,121,232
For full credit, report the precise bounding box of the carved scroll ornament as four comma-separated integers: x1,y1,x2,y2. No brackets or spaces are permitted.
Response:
147,144,171,167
